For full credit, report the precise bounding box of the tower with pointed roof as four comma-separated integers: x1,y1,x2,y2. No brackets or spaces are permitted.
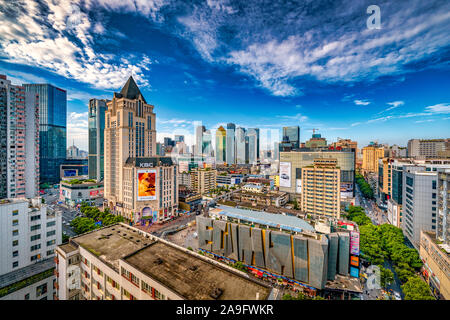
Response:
104,76,158,220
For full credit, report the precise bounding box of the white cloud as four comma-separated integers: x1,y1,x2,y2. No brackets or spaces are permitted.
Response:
67,111,88,150
354,99,371,106
415,119,435,123
425,103,450,114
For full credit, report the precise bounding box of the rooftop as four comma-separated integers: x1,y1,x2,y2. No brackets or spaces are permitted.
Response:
123,241,271,300
72,224,154,271
0,258,54,290
211,205,315,233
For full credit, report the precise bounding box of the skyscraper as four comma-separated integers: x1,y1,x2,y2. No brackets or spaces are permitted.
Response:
226,123,236,165
0,75,40,199
24,83,67,184
281,126,300,150
174,135,184,143
203,129,213,157
246,128,260,164
235,126,247,164
215,126,226,164
195,125,205,157
88,98,108,182
104,76,177,222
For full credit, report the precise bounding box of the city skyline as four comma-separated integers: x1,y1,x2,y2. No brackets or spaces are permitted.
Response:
0,0,449,151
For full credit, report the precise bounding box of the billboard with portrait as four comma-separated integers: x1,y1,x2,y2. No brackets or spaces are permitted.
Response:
137,169,157,201
350,231,360,256
279,162,291,188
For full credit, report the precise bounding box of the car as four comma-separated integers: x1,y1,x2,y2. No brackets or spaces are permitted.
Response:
393,292,401,300
280,173,289,180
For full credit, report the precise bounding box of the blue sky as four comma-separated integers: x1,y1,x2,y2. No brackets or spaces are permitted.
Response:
0,0,449,151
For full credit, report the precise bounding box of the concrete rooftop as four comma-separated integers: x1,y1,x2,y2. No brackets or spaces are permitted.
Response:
124,241,272,300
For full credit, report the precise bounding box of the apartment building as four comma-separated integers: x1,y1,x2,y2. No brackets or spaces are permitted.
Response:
301,159,341,219
362,144,384,175
419,231,449,300
191,168,217,194
55,223,272,300
0,74,40,199
279,149,355,199
0,198,62,300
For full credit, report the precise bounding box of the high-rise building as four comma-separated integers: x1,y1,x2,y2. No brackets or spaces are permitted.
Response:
279,149,355,199
0,198,61,286
202,129,213,157
174,135,184,143
407,139,449,159
190,168,217,194
104,76,180,223
226,123,236,165
402,165,442,248
437,170,450,244
362,143,384,175
235,127,247,164
301,159,341,219
195,125,205,157
0,75,40,199
67,143,79,159
280,126,300,151
215,126,226,164
247,128,260,164
24,83,66,184
88,99,107,182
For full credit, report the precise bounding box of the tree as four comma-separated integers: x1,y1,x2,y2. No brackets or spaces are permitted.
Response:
378,265,394,288
401,276,435,300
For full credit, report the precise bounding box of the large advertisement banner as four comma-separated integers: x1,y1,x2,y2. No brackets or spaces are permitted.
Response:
137,169,157,201
279,162,291,188
296,179,302,194
350,231,360,256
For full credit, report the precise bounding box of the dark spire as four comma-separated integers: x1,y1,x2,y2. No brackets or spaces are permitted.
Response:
118,76,147,103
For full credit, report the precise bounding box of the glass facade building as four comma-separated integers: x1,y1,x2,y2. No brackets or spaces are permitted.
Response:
281,126,300,150
88,99,107,181
24,84,67,184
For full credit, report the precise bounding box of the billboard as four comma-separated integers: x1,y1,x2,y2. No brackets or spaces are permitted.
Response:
340,182,353,198
89,190,99,197
296,179,302,194
350,231,360,256
350,266,359,278
279,162,291,188
63,169,77,177
350,255,359,267
137,169,157,201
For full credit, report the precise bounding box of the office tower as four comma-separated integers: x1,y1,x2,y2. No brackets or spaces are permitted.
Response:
104,76,179,222
0,75,39,199
163,137,175,148
247,128,260,164
195,125,205,156
362,143,384,174
88,99,107,182
407,139,449,158
305,132,327,148
273,142,279,161
235,127,247,164
0,198,62,300
401,165,443,248
282,126,300,149
203,129,213,157
24,83,66,184
437,170,450,243
55,224,272,300
215,126,226,164
226,123,236,165
279,149,355,198
301,159,341,219
67,143,79,159
156,142,164,156
174,135,184,143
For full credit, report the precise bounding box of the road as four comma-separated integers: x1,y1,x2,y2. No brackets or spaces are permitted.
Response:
354,185,388,225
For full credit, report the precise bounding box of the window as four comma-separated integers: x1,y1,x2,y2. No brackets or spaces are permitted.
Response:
12,230,19,236
30,244,41,251
12,219,19,226
432,193,436,199
13,251,18,257
24,293,29,300
12,240,18,246
36,283,47,297
31,215,41,221
47,239,56,246
47,250,53,256
47,221,56,227
13,261,18,268
432,180,437,189
31,234,41,241
12,210,18,216
47,230,56,237
30,224,41,231
30,254,40,262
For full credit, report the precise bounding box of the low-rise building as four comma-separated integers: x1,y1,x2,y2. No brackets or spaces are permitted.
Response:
59,180,104,207
55,223,273,300
231,189,288,208
419,231,449,300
